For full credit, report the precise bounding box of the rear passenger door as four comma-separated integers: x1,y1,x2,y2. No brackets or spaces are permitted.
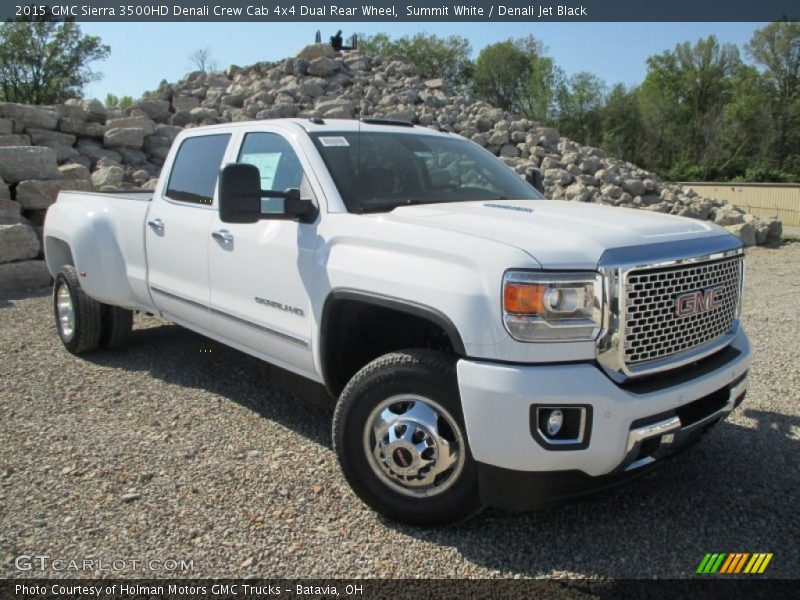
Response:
146,133,231,334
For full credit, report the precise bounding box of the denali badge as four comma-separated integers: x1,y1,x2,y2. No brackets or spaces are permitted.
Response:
255,297,304,316
675,286,724,317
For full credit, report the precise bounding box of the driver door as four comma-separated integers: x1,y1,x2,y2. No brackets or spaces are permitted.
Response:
207,130,320,378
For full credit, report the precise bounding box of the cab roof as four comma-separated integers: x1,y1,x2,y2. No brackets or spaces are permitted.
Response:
183,117,452,137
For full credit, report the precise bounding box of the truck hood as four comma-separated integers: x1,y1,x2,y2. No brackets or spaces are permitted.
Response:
382,200,728,269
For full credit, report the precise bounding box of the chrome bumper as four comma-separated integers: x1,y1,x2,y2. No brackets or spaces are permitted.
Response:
617,373,749,473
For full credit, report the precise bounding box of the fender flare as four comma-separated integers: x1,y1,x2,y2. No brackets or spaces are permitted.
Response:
319,288,467,394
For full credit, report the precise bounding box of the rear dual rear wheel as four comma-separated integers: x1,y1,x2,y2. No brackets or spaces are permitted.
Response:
53,265,133,354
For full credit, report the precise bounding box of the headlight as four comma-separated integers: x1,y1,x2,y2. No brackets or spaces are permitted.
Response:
502,271,603,342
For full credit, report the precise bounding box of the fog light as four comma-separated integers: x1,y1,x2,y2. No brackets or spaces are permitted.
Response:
532,405,592,449
546,409,563,436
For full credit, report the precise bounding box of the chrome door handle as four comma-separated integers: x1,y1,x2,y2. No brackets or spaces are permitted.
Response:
147,218,164,232
212,229,234,243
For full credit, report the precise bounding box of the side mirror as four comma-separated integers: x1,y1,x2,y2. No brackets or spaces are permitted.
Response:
282,188,318,223
526,168,545,194
219,163,261,224
218,163,318,224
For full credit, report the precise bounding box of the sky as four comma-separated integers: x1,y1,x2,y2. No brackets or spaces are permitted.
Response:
81,22,768,101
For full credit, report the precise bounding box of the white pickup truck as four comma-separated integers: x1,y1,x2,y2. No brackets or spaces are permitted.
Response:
44,118,751,525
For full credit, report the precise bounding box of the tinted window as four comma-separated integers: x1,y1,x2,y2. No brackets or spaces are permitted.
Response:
310,132,541,214
238,132,306,213
166,134,231,205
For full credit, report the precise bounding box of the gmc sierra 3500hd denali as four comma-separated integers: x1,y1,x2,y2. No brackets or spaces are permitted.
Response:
44,118,751,525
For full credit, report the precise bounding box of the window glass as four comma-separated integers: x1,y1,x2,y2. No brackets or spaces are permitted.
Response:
165,134,231,205
310,131,541,213
238,133,305,214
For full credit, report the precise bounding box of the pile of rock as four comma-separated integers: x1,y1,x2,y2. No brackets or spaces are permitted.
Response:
0,43,783,288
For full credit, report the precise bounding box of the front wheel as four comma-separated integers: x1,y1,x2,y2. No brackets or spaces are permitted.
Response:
332,350,482,526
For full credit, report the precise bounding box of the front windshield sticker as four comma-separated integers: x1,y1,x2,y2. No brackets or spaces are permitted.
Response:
319,136,350,147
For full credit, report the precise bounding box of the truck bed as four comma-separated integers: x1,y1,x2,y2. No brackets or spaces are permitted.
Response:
45,189,155,312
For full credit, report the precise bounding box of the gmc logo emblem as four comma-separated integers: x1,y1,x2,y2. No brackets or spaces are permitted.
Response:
675,286,725,317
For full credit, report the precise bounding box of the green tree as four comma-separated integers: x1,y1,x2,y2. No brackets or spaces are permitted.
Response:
358,33,472,87
472,36,563,121
472,40,530,111
105,93,134,110
638,36,741,179
556,71,606,145
599,84,644,164
716,65,776,180
357,32,394,55
0,14,109,105
745,21,800,177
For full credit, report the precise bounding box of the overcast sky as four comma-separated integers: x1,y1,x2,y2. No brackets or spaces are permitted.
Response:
81,22,767,101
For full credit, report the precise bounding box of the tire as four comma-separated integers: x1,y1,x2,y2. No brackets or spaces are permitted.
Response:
332,349,482,526
100,305,133,349
53,265,102,354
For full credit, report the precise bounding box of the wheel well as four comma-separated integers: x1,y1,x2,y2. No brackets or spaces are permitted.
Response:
44,237,74,275
321,293,464,396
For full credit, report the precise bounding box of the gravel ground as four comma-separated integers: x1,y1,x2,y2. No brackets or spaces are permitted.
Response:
1,244,798,580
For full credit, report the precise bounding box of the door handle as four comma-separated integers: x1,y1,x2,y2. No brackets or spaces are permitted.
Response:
147,218,164,232
211,229,234,243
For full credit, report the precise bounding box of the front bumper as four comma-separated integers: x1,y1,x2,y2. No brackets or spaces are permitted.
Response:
457,327,752,510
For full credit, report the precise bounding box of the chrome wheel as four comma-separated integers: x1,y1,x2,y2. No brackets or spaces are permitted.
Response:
363,395,465,498
56,283,75,341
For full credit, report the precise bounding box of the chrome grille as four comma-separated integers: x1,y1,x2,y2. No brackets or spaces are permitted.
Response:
623,256,742,365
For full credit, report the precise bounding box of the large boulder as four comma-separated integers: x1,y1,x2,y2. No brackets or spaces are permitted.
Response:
0,199,21,224
295,43,335,61
143,135,172,160
173,95,200,112
314,99,354,118
487,130,510,146
55,102,88,122
307,57,339,77
104,127,145,149
0,223,40,262
76,139,122,165
27,128,76,147
15,179,93,210
91,165,125,188
59,164,92,180
621,179,646,197
81,99,107,123
132,98,171,122
0,146,60,182
714,207,745,226
0,103,59,129
0,134,31,146
106,116,157,136
59,118,105,138
0,260,51,289
205,72,232,88
725,222,756,247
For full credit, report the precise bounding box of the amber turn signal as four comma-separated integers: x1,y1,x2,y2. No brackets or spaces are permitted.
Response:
503,283,547,314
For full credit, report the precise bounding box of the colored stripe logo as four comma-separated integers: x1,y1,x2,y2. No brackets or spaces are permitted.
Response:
696,553,773,574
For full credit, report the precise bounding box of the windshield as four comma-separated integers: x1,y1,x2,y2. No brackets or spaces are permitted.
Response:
310,131,543,214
